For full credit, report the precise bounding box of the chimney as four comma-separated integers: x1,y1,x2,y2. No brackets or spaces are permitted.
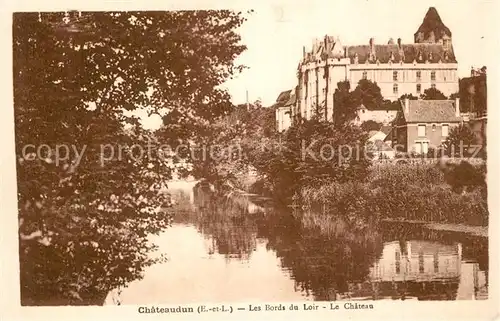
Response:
303,46,306,58
324,35,328,48
404,98,410,115
397,38,402,48
369,38,375,60
455,97,460,117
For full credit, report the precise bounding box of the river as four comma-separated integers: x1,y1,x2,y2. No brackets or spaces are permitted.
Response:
104,184,488,304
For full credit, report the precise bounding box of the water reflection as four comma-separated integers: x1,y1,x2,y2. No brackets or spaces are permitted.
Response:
107,186,488,304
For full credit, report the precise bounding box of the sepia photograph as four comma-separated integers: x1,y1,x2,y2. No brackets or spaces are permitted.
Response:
2,0,498,319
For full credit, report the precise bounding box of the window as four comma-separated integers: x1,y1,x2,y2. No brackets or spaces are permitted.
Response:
416,70,421,81
393,83,398,94
422,142,429,154
418,124,426,137
416,84,421,94
431,71,436,81
393,71,398,81
432,124,436,132
442,124,449,137
415,142,422,154
431,84,436,89
362,71,367,80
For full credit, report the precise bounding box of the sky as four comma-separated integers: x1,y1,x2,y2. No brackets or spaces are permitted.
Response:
222,0,495,107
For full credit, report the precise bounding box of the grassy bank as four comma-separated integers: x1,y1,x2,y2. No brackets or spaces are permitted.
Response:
301,163,488,227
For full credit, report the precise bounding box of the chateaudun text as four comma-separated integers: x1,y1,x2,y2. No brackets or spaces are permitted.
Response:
137,303,374,314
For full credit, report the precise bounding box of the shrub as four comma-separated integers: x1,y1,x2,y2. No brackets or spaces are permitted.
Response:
300,162,488,227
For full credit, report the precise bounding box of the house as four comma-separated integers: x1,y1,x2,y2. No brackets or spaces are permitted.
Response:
354,104,399,125
274,89,296,133
392,98,462,154
368,125,392,142
369,139,396,159
293,7,459,121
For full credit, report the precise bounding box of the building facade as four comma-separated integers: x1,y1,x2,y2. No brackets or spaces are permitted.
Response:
354,104,399,125
274,89,296,133
292,7,459,122
392,98,462,154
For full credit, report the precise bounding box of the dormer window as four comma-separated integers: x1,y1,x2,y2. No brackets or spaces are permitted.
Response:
354,53,359,64
444,52,449,61
418,52,423,61
390,51,395,62
428,52,433,62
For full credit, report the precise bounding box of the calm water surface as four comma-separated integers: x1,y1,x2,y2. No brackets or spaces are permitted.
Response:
108,188,488,304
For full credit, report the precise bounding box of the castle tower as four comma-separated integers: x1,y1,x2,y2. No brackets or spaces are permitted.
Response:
414,7,452,49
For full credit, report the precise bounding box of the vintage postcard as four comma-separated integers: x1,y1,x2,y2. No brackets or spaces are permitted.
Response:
0,0,498,320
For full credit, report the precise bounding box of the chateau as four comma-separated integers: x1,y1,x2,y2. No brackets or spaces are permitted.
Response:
292,7,459,122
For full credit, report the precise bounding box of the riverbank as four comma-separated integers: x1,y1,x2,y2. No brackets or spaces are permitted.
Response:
299,162,488,227
382,218,488,238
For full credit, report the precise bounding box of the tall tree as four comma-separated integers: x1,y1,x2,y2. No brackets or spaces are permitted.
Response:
360,120,383,132
420,87,447,100
14,11,249,305
333,81,357,127
351,79,384,110
443,124,477,157
399,93,418,101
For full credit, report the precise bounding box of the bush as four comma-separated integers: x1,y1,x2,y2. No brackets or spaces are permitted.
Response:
300,162,488,227
249,118,370,204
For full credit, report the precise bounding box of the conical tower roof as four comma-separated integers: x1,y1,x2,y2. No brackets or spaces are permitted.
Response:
414,7,451,42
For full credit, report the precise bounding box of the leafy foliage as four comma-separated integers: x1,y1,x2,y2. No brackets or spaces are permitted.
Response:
249,117,371,205
420,87,447,100
351,79,384,109
360,120,383,132
333,79,385,127
302,162,488,226
458,74,487,114
399,93,419,101
443,124,477,157
14,11,248,305
333,81,358,127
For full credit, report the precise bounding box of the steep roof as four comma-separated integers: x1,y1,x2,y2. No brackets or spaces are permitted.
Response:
284,92,296,107
275,90,292,104
346,43,456,64
373,140,394,152
301,7,455,66
414,7,452,41
380,125,392,135
401,100,462,123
